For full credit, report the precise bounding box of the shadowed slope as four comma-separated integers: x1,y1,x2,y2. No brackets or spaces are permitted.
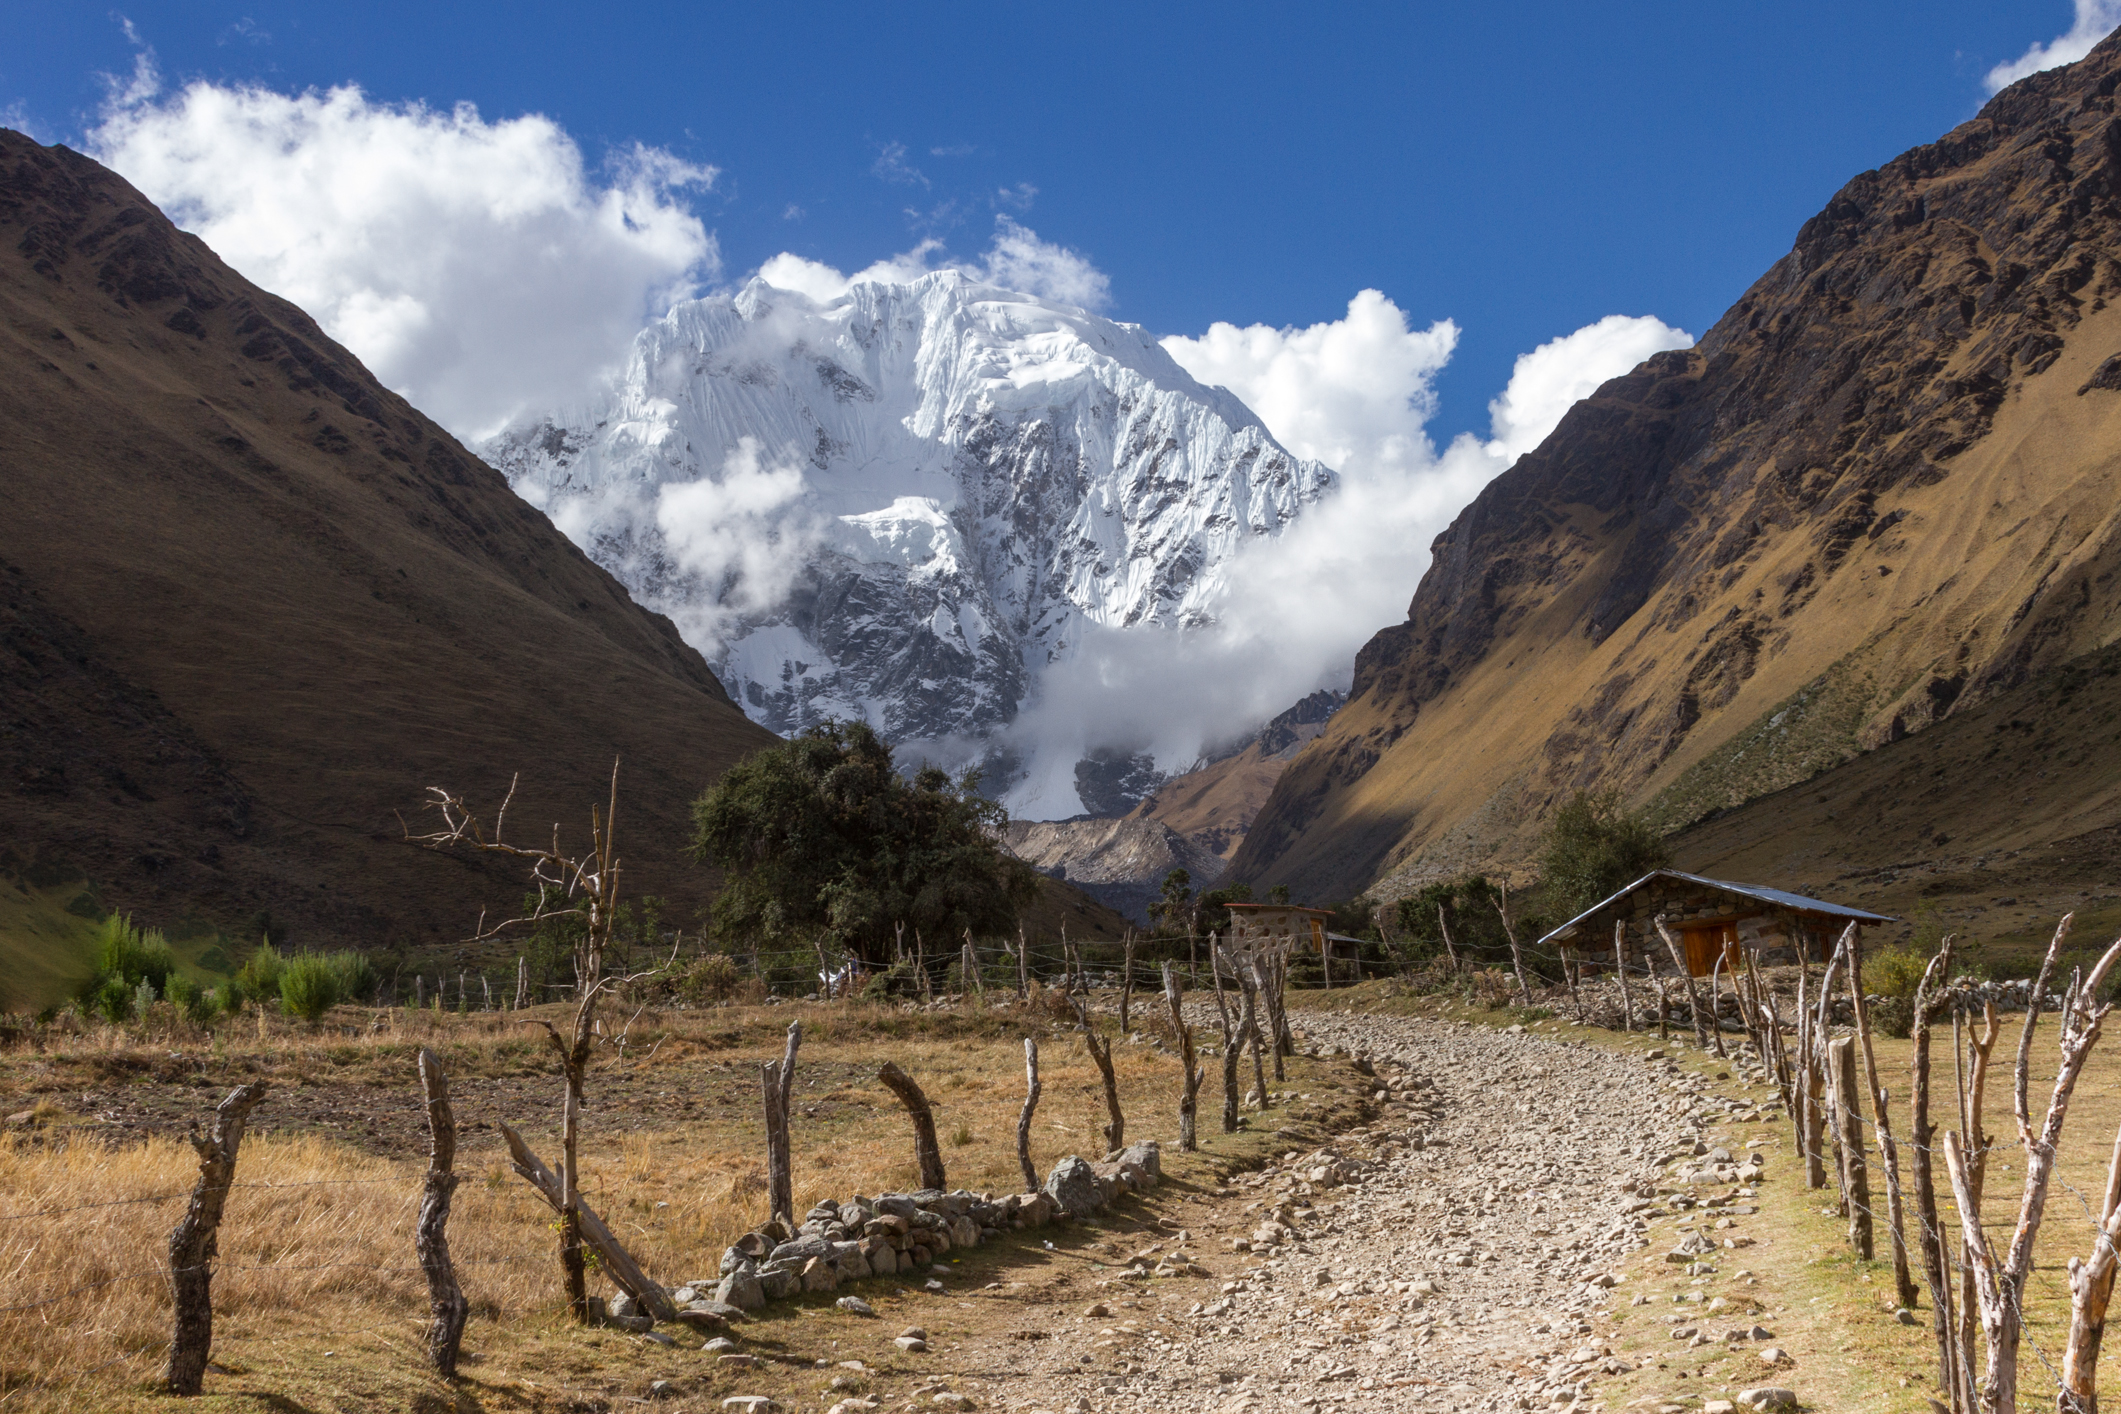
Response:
0,130,778,963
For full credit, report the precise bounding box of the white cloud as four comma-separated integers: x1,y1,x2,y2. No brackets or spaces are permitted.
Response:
871,140,929,188
754,218,1109,310
990,299,1694,802
1484,313,1692,463
649,437,821,652
89,68,717,439
1986,0,2121,91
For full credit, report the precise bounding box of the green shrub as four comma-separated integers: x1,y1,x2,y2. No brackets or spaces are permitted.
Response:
678,954,744,1005
279,952,342,1023
166,975,221,1028
1538,788,1672,922
90,914,175,997
91,975,133,1024
236,942,286,1002
325,951,377,1002
1867,946,1929,1002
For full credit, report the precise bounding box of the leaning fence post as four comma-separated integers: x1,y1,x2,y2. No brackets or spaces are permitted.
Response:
878,1061,947,1191
1828,1034,1874,1259
166,1082,269,1396
1017,1039,1042,1190
416,1049,468,1375
1075,999,1125,1154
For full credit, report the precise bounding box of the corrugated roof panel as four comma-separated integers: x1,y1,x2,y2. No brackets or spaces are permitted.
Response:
1536,869,1897,947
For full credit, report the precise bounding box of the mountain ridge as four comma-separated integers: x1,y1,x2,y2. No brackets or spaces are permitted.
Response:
1230,33,2121,901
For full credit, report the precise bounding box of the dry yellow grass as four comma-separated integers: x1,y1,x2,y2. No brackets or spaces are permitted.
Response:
0,992,1271,1411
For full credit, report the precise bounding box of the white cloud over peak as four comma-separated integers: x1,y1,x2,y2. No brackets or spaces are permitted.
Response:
90,70,717,439
985,297,1696,798
1986,1,2121,91
755,218,1110,310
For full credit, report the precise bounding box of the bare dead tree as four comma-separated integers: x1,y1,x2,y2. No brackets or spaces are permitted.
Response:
1493,881,1533,1007
1163,962,1200,1151
415,1048,467,1376
1015,923,1029,998
1436,903,1460,973
878,1061,947,1192
1946,915,2121,1414
1017,1038,1042,1191
763,1021,801,1229
1848,925,1919,1308
166,1083,269,1396
1654,916,1713,1050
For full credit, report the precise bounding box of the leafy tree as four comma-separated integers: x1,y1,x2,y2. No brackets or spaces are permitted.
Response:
690,721,1041,969
1153,869,1193,938
1267,883,1291,904
1537,788,1670,923
1194,882,1253,940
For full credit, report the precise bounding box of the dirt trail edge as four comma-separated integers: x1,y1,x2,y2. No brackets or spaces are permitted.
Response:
971,1010,1694,1414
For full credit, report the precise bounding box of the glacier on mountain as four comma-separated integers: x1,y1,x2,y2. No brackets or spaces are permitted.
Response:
482,269,1335,817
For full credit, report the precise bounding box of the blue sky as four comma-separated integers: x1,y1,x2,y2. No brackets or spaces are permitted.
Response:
3,0,2100,435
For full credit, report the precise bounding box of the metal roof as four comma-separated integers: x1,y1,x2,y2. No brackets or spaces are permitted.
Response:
1538,869,1897,948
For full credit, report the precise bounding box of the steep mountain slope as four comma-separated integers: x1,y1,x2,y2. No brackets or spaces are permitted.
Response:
483,273,1335,818
1007,817,1226,924
1234,33,2121,901
1125,688,1345,863
0,130,779,968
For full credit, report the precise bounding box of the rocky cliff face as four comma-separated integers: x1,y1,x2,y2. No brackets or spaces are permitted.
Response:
483,273,1334,816
1233,33,2121,901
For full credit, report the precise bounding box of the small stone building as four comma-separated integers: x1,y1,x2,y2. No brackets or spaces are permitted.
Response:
1538,869,1894,977
1225,902,1331,953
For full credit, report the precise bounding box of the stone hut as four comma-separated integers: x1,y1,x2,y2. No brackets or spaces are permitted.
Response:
1225,902,1331,953
1538,869,1894,977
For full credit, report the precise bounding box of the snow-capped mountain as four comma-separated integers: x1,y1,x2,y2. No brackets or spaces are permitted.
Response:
482,270,1335,815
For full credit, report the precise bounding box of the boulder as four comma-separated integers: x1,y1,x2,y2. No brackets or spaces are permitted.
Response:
1044,1156,1104,1218
801,1256,840,1292
716,1270,766,1311
1117,1141,1162,1179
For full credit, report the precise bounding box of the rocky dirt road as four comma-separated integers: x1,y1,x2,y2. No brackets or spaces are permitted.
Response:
974,1009,1735,1414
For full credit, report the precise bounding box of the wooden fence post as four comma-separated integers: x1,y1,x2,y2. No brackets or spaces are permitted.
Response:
1076,1000,1124,1155
1848,927,1919,1308
1164,963,1199,1152
1828,1035,1874,1259
1908,944,1965,1412
497,1123,675,1320
878,1062,947,1191
1016,923,1030,998
1211,935,1242,1133
1018,1039,1042,1191
1613,919,1633,1032
166,1082,269,1396
1120,929,1135,1035
762,1021,801,1230
1239,957,1270,1110
1653,917,1713,1050
415,1049,468,1376
1706,951,1729,1059
2063,1114,2121,1414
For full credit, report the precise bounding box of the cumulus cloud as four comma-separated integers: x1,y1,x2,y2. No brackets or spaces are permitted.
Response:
985,298,1694,812
1484,312,1693,463
1987,0,2121,91
89,67,717,439
754,217,1109,310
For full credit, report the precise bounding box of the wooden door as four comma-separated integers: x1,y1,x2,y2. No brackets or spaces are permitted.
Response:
1680,922,1739,977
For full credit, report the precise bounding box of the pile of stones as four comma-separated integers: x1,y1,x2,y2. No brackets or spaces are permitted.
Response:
614,1143,1164,1329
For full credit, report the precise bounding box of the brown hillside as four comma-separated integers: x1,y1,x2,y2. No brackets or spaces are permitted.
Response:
0,130,779,957
1234,34,2121,902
